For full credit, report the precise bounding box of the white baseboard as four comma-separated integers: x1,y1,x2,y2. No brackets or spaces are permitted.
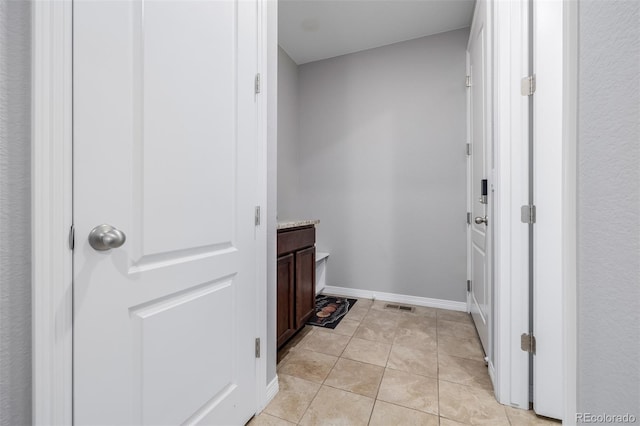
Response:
322,285,467,312
265,375,279,407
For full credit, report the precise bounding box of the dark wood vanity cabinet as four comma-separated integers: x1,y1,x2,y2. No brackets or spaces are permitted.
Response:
276,254,295,346
294,246,315,326
277,226,316,348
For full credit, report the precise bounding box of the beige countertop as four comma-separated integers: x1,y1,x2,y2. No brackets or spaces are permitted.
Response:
277,219,320,230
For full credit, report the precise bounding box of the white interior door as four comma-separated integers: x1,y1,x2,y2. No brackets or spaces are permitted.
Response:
468,0,491,356
73,1,260,424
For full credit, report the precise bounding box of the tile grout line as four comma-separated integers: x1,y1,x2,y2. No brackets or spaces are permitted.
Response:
367,307,399,425
360,302,378,426
354,302,380,426
294,373,324,425
258,409,297,424
277,320,331,424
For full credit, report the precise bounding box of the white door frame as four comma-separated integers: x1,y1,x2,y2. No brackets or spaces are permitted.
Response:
489,0,577,420
467,0,531,405
32,2,73,423
560,2,578,421
256,0,277,411
491,0,531,410
531,0,578,420
31,1,269,424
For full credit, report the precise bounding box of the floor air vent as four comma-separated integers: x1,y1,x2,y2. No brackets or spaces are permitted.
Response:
384,303,415,313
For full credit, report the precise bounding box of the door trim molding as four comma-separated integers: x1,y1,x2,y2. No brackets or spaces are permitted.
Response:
532,0,578,419
255,0,271,412
32,1,74,424
465,47,472,315
561,0,578,421
492,0,531,410
491,0,578,419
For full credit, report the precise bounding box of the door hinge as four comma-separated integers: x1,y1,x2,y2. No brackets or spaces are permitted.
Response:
255,338,261,358
521,75,536,96
467,279,471,292
521,205,536,224
465,75,471,88
521,333,536,354
466,212,472,225
68,225,75,250
466,143,471,156
255,73,261,94
255,206,261,226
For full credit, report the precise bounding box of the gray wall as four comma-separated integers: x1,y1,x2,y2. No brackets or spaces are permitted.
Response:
0,1,32,425
277,47,301,219
294,29,469,301
577,0,640,418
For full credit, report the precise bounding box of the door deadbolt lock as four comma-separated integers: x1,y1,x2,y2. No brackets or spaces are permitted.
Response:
88,224,126,251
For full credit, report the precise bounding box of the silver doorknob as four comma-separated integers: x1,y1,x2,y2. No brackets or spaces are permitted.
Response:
88,224,126,251
474,216,488,225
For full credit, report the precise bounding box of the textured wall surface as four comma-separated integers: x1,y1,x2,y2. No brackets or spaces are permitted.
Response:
277,47,300,220
0,1,32,425
295,29,468,301
577,0,640,418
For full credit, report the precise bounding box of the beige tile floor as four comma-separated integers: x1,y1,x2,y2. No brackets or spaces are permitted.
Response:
249,298,559,426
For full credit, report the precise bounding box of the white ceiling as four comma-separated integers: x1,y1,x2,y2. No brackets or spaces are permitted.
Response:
279,0,475,65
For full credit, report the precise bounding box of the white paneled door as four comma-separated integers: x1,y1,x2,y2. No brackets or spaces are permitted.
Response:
468,0,490,357
73,1,260,424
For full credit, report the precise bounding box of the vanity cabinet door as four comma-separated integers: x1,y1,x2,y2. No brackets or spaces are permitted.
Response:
295,246,316,328
277,254,295,347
